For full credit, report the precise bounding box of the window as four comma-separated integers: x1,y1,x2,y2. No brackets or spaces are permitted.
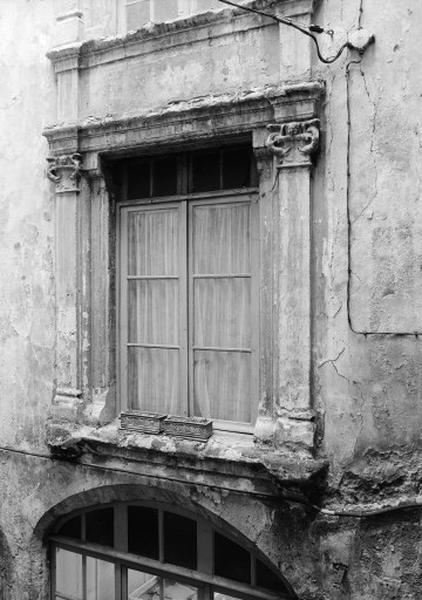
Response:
51,503,293,600
125,0,223,30
118,145,259,428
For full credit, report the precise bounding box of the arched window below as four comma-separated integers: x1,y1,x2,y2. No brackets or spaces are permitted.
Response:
50,502,294,600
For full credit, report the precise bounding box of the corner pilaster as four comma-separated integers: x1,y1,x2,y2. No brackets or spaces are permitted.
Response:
253,118,320,450
47,151,87,423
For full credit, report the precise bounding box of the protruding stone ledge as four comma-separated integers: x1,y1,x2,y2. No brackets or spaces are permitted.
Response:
44,420,328,499
47,0,314,72
43,82,324,156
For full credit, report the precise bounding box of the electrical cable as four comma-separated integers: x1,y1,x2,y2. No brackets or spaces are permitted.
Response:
345,58,421,337
216,0,349,64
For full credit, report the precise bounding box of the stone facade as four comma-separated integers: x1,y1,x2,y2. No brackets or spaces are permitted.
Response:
1,0,422,598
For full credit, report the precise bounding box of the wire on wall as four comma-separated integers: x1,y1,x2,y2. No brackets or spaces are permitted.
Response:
216,0,349,64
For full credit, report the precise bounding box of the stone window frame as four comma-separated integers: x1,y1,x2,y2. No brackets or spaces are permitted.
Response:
44,81,323,451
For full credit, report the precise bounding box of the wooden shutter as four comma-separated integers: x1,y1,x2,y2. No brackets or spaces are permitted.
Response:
120,203,187,415
120,192,257,427
189,195,258,424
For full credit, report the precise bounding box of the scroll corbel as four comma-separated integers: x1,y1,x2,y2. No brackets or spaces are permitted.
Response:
47,152,83,193
266,119,320,168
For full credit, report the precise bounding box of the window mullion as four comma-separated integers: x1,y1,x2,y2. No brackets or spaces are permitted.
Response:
197,520,213,575
158,509,165,563
51,543,57,600
114,504,127,552
187,199,194,417
119,565,127,600
82,554,87,600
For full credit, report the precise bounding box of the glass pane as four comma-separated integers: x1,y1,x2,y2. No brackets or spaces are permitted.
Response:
85,508,114,547
164,512,197,569
256,559,288,593
222,147,252,189
128,160,151,200
164,579,198,599
193,351,251,422
57,515,82,540
153,0,178,22
192,151,220,193
55,548,83,599
86,557,115,600
128,280,179,345
194,0,221,13
193,278,251,348
153,156,178,196
128,208,179,276
128,347,180,413
128,570,199,600
128,506,159,560
192,203,251,274
214,533,251,584
126,1,151,31
128,569,160,599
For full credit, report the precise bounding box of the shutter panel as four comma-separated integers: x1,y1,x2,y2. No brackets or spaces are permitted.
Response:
190,200,253,423
122,204,186,415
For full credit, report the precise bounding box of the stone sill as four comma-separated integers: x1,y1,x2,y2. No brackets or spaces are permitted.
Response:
46,419,327,499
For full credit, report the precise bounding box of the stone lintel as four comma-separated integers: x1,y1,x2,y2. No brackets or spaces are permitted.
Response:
43,82,324,155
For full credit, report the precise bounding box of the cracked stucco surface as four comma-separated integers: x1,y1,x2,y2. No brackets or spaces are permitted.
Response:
312,0,422,481
0,0,56,449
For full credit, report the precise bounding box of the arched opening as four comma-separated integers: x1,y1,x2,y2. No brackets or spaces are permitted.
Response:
49,500,295,600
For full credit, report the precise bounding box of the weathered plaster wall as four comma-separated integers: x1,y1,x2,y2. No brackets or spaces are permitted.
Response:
2,451,422,600
0,1,56,450
2,1,422,599
312,0,422,484
78,19,281,119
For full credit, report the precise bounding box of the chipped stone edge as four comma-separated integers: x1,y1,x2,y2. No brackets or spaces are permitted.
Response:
43,81,325,155
45,420,328,496
47,0,314,68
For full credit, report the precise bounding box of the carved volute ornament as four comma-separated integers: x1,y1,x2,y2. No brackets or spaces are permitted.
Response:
47,153,83,193
266,119,320,168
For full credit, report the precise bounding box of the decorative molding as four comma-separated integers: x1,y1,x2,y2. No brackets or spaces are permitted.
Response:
43,82,324,157
47,153,83,193
266,119,320,168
